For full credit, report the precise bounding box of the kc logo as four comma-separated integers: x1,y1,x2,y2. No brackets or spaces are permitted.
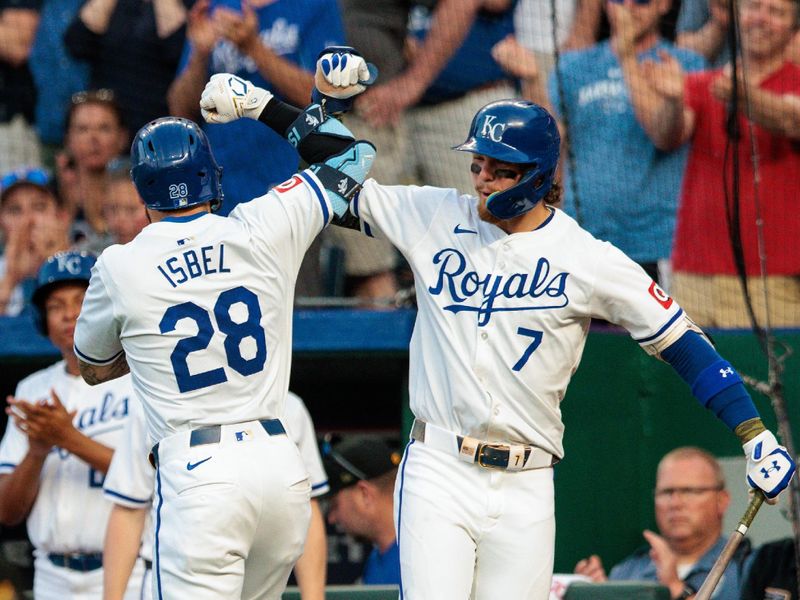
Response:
56,253,84,275
720,367,734,378
480,115,506,142
761,460,781,478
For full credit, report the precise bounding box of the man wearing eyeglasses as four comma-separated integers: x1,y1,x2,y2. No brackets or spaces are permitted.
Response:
575,447,747,600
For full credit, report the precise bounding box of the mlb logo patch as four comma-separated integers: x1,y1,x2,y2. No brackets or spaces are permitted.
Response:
235,430,252,442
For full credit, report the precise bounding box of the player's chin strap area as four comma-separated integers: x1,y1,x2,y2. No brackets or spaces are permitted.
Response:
286,104,375,218
410,419,558,471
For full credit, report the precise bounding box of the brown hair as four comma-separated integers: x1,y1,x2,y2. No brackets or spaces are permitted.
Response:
65,89,126,133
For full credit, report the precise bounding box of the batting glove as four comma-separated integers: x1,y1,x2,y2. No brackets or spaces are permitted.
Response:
200,73,273,124
743,430,796,502
314,46,377,100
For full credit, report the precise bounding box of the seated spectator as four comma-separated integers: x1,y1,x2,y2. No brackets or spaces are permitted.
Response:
0,0,42,174
575,447,747,600
499,0,704,284
741,536,797,600
323,435,401,586
619,0,800,327
57,90,128,251
0,168,70,316
64,0,188,134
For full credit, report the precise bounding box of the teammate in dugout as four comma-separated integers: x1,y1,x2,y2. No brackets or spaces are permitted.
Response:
0,250,143,600
203,49,798,599
71,53,377,598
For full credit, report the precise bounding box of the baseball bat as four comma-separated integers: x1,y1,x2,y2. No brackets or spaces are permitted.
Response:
694,491,765,600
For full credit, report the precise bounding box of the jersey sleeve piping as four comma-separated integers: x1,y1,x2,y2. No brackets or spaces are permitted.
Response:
299,170,333,228
310,480,330,497
73,345,125,366
104,488,151,506
0,463,17,473
635,308,684,344
350,192,374,237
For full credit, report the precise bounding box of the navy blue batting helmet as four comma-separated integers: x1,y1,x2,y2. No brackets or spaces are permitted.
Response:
31,250,96,335
454,100,560,220
130,117,223,212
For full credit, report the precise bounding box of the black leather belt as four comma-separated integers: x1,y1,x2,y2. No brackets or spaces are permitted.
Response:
48,552,103,571
150,419,286,467
144,558,153,571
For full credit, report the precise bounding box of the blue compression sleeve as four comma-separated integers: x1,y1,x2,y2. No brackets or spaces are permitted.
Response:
661,330,759,430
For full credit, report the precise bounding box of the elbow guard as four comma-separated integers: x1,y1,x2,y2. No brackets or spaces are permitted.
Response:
310,141,376,218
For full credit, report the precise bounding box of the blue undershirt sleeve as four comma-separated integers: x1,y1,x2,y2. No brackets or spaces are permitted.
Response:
661,330,759,430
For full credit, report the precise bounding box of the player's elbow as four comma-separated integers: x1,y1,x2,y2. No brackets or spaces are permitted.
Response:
78,359,103,385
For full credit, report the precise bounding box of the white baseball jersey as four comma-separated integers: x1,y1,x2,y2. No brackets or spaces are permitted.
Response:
102,390,329,560
354,181,687,458
74,170,333,445
0,362,133,553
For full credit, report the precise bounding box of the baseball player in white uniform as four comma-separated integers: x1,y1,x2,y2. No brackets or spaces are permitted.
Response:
0,250,142,600
305,50,793,599
72,57,376,599
101,391,330,600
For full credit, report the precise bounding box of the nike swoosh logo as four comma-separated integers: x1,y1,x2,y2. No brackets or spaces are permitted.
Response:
453,224,478,235
186,457,212,471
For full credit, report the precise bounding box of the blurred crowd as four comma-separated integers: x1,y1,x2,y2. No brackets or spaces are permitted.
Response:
2,0,800,327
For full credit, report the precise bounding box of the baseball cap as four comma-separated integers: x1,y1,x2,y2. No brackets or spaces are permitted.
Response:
322,435,402,495
0,167,55,204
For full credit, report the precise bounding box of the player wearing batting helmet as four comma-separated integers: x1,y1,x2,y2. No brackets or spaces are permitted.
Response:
0,251,141,600
73,54,377,598
308,49,794,599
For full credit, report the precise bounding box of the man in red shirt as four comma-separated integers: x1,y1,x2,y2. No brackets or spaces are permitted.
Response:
613,0,800,327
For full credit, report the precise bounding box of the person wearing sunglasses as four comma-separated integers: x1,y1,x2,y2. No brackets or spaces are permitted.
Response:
575,447,747,600
0,168,70,316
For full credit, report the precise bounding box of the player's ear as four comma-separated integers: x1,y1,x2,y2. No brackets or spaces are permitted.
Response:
355,480,375,504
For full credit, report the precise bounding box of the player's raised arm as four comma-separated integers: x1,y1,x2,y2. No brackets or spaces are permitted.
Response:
198,47,377,220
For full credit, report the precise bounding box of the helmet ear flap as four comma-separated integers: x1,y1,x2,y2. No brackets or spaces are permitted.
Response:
485,166,555,220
